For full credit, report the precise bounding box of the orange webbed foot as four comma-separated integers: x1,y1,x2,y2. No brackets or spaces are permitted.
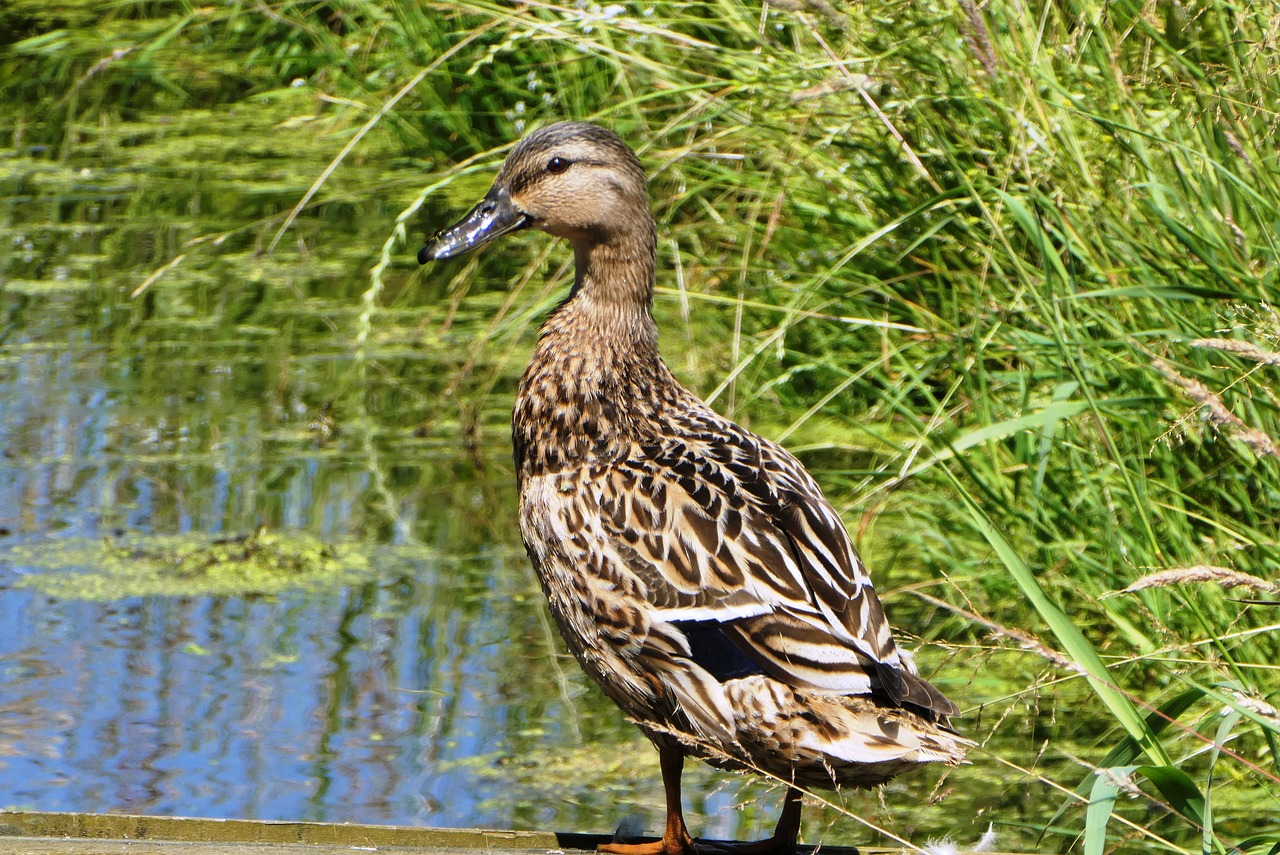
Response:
598,827,696,855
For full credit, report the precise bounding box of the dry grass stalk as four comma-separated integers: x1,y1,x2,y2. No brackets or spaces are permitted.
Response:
958,0,999,79
1116,565,1280,596
1152,358,1280,458
1191,337,1280,366
913,592,1075,670
1229,691,1280,722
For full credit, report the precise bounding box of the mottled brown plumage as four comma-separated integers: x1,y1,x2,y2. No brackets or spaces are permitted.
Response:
419,121,969,855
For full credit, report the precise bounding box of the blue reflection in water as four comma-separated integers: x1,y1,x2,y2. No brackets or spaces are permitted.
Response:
0,581,488,823
0,548,659,829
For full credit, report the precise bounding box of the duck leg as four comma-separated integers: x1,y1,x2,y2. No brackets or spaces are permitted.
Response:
599,746,696,855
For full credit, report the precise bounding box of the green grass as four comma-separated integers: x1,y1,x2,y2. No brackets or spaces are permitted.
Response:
5,0,1280,851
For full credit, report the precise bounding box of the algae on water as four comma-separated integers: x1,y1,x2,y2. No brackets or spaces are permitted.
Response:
6,527,376,600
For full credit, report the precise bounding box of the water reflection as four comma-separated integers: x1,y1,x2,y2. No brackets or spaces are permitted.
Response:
0,572,575,825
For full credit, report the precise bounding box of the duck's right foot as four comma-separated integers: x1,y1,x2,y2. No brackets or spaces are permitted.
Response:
598,830,696,855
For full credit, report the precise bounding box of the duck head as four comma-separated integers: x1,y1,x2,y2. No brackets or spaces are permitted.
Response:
418,121,652,264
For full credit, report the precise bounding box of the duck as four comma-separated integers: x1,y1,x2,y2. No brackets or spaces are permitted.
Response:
418,121,969,855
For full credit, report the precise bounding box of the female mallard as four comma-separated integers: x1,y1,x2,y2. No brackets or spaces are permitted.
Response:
419,122,968,855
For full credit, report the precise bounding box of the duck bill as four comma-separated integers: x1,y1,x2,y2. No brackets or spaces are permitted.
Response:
418,185,531,264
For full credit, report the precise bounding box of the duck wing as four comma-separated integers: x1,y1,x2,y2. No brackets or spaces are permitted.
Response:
599,413,957,719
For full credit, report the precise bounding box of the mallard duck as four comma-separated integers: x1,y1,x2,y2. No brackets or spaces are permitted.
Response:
418,122,969,855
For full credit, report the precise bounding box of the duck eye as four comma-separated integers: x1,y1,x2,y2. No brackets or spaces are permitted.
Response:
546,156,571,175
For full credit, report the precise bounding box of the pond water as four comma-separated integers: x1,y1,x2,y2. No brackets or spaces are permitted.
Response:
0,108,1018,847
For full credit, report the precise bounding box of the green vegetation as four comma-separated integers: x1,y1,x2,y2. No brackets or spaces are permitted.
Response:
10,528,380,599
4,0,1280,851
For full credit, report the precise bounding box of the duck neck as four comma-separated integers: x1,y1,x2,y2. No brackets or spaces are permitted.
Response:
515,225,674,477
539,225,660,366
566,227,658,347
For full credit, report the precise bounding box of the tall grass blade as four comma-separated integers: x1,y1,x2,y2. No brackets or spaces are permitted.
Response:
1085,770,1123,855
